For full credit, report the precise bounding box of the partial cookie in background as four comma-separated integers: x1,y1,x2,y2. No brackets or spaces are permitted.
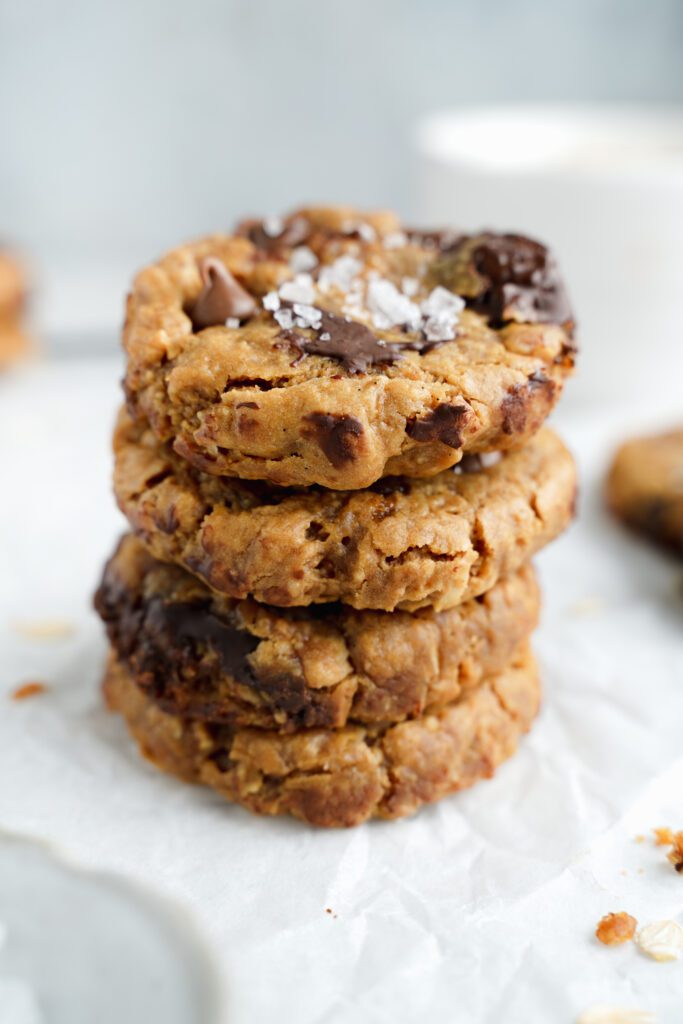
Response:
606,428,683,555
114,409,576,611
103,642,540,827
123,206,576,490
95,534,541,730
0,249,31,368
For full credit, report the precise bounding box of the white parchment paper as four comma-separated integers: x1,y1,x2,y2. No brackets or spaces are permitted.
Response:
1,358,682,1023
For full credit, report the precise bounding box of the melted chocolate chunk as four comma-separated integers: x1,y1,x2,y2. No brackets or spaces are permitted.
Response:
304,412,364,467
190,257,256,330
469,234,572,327
406,403,469,449
146,599,259,682
283,309,402,374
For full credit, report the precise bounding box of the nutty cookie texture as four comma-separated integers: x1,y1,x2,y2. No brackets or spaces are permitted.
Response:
606,428,683,555
95,534,540,730
103,643,540,827
123,206,575,490
114,409,576,611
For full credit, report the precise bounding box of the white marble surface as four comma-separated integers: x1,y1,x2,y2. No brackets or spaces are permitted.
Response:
0,358,682,1023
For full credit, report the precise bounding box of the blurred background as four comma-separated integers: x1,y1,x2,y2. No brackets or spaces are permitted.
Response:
2,0,683,361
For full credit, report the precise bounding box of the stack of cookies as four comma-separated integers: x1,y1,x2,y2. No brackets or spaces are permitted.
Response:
0,249,30,368
95,207,577,827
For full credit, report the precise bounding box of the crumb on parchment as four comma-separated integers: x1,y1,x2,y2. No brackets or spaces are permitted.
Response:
11,618,75,640
11,682,47,700
577,1007,655,1024
596,912,637,946
652,827,674,846
636,919,683,962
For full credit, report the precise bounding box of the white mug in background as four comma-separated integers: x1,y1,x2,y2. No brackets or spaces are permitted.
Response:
415,105,683,411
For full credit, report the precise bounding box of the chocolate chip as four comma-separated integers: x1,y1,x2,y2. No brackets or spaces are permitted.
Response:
190,257,256,330
282,308,402,374
146,599,259,683
406,403,469,449
472,234,572,327
304,412,364,467
429,231,574,331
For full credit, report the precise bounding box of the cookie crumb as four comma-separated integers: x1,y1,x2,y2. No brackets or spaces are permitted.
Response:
633,834,646,844
569,595,604,618
12,618,74,640
596,912,637,946
577,1008,655,1024
636,919,683,961
653,827,674,846
12,681,47,700
324,907,338,919
666,832,683,873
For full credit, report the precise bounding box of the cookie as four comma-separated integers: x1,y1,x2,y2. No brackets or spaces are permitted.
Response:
606,428,683,554
95,534,540,730
123,206,575,490
103,642,540,827
114,409,575,611
0,250,30,367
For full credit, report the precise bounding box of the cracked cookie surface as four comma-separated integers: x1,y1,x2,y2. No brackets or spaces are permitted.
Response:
95,534,540,730
114,409,576,611
104,643,540,827
123,206,575,490
606,428,683,554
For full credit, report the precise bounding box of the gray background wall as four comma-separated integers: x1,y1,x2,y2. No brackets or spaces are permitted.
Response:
1,0,683,337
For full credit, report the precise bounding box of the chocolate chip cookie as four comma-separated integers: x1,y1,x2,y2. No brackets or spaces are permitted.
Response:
114,409,575,611
0,249,30,367
95,534,540,730
123,206,575,490
103,642,540,827
606,427,683,554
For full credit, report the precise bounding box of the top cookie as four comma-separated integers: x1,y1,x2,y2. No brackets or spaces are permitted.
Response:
123,206,576,490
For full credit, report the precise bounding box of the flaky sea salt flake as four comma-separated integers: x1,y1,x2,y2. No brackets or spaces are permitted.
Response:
263,216,284,238
279,274,316,305
262,291,280,312
367,278,421,331
383,231,407,250
317,255,363,294
289,246,318,273
273,308,294,331
293,303,322,329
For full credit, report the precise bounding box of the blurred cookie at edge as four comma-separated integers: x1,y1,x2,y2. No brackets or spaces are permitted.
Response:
606,427,683,555
0,248,32,368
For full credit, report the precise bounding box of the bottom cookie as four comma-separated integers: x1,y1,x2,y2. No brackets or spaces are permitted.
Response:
104,644,540,827
606,427,683,555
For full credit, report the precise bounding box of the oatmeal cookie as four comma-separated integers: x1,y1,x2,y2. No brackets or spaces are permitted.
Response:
114,411,575,611
123,206,575,489
606,428,683,554
95,534,540,730
104,643,540,827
